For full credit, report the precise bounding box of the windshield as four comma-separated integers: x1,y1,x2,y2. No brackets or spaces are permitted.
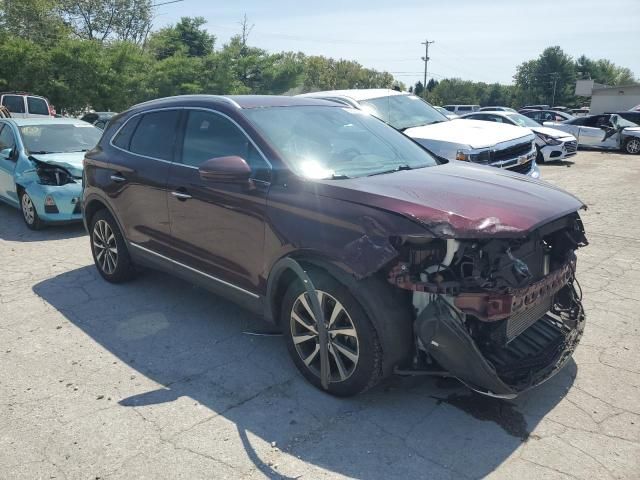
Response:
505,113,541,128
358,94,449,130
19,123,102,154
244,106,438,179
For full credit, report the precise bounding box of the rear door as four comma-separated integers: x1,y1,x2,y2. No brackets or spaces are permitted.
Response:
0,122,19,205
166,108,271,294
107,109,180,255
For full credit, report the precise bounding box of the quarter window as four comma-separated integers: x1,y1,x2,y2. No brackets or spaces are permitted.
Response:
112,115,141,150
129,110,180,161
27,97,49,115
2,95,25,113
181,110,269,180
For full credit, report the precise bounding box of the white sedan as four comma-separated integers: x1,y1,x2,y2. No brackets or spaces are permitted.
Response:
460,111,578,163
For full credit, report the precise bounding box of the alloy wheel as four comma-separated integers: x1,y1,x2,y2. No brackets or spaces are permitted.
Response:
93,219,118,275
21,193,35,225
626,138,640,154
290,290,360,382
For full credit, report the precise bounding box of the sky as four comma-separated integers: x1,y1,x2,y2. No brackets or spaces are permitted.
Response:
153,0,640,87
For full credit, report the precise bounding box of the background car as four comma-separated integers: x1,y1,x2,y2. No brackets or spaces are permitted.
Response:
519,105,550,111
0,118,102,229
83,94,587,398
544,113,640,154
521,109,574,123
433,105,459,119
460,110,578,163
1,92,53,119
442,104,480,114
478,106,516,112
80,111,117,130
299,89,540,178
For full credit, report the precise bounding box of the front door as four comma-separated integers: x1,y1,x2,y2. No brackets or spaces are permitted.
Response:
166,109,271,294
0,123,18,205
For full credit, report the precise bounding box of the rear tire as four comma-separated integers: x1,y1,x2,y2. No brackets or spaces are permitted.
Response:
624,137,640,154
281,269,383,397
89,209,136,283
20,190,44,230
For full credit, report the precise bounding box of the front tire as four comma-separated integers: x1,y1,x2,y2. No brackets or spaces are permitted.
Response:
20,190,44,230
624,137,640,154
281,269,383,397
89,209,136,283
536,146,545,164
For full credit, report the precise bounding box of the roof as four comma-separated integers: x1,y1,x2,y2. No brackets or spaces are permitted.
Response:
3,118,90,127
298,89,409,102
593,83,640,92
131,94,338,111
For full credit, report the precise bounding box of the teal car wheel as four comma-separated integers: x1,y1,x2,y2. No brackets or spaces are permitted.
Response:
20,190,44,230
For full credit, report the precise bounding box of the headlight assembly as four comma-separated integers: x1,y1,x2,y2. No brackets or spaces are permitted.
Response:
36,165,76,186
536,132,562,146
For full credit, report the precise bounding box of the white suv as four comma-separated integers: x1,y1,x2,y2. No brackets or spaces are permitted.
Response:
299,89,539,178
0,92,52,118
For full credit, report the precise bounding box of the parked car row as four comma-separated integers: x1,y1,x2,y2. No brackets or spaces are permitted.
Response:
0,91,591,400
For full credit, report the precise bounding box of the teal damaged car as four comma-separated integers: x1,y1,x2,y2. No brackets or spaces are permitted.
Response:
0,118,102,229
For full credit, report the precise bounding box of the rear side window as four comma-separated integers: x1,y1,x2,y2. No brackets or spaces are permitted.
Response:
112,115,141,150
2,95,25,113
458,106,472,112
27,97,49,115
129,110,180,161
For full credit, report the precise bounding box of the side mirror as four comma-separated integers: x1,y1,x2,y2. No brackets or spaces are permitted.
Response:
0,147,15,160
198,155,251,183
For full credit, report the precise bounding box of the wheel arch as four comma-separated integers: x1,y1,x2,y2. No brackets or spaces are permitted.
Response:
266,253,414,376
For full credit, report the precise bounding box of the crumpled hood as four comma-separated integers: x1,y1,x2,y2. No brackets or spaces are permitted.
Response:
314,162,585,238
531,126,575,138
30,152,85,177
404,119,533,149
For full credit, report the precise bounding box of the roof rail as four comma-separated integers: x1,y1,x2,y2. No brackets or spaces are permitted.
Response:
130,94,241,110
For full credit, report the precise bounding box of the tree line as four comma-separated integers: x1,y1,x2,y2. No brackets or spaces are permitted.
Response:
0,1,399,113
1,1,637,112
414,46,637,108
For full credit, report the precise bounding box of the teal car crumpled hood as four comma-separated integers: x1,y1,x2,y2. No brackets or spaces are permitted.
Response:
30,152,85,178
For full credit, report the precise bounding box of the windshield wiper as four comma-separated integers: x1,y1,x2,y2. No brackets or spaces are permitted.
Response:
29,150,60,154
367,164,413,177
329,173,351,180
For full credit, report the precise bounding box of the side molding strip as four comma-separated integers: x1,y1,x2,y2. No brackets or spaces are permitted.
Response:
130,242,260,299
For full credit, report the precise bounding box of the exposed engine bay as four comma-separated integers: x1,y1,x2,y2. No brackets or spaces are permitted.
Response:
387,213,588,397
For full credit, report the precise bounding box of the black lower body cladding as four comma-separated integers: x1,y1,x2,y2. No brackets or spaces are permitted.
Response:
415,281,584,398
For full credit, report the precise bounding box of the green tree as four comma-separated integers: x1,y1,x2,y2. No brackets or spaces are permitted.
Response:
147,16,216,60
413,80,424,97
58,0,153,43
514,46,576,106
0,0,68,44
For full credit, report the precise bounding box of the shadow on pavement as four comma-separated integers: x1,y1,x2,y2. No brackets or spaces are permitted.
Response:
0,202,86,242
34,265,576,479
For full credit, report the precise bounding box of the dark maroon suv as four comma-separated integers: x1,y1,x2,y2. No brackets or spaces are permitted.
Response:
83,95,587,398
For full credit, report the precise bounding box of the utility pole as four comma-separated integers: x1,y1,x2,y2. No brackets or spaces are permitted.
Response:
550,73,559,107
421,39,435,99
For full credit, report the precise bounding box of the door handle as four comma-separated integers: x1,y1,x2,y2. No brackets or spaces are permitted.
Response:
110,174,126,183
171,191,192,200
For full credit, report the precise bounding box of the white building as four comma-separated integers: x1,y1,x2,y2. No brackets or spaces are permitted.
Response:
575,79,640,114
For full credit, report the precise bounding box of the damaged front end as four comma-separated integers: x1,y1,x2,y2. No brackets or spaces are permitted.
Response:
387,212,588,398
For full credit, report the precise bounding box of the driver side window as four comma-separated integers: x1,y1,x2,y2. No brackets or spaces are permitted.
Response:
0,124,16,152
181,110,270,181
